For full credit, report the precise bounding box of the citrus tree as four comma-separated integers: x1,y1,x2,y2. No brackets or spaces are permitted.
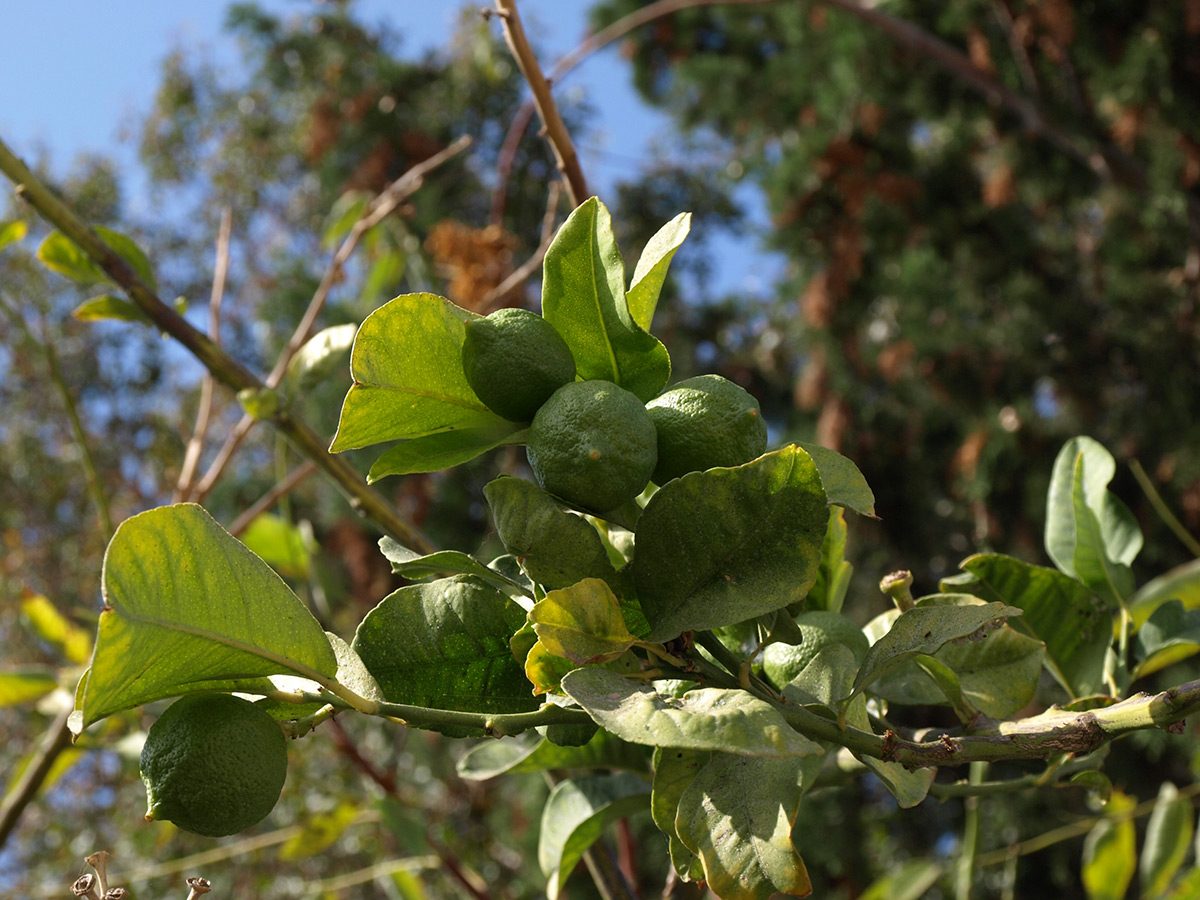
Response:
4,3,1200,899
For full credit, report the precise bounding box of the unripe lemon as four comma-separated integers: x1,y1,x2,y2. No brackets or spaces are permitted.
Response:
462,308,576,422
526,380,658,512
139,693,288,837
762,611,870,689
645,374,767,484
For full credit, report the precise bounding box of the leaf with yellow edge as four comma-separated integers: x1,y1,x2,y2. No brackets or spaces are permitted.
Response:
529,578,636,665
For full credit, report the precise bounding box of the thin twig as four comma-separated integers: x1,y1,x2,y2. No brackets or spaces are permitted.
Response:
493,0,589,206
0,704,74,849
478,181,562,310
1130,459,1200,558
989,0,1040,97
176,206,233,501
228,460,319,538
191,136,473,503
0,135,435,553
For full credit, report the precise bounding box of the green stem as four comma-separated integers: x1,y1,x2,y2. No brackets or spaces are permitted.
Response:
0,136,435,554
1130,459,1200,557
955,761,986,900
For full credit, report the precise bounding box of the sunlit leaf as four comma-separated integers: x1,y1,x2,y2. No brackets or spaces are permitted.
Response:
651,747,707,880
626,212,691,331
805,507,852,614
20,593,91,664
240,513,311,580
1130,559,1200,627
377,539,531,596
457,729,648,781
1141,782,1194,898
72,294,152,325
796,441,876,517
1082,792,1136,900
279,803,360,860
286,323,357,393
530,579,636,665
366,424,524,481
0,669,59,707
0,219,28,251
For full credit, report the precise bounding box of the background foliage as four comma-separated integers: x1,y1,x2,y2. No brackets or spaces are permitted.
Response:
2,1,1199,897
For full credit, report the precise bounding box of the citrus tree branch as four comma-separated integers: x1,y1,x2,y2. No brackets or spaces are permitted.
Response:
0,705,74,850
493,0,589,206
0,134,435,554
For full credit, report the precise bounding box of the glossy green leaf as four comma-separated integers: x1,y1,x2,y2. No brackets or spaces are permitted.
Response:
286,323,357,393
859,860,942,900
633,446,829,642
844,694,934,808
796,441,876,517
367,423,524,481
240,513,311,579
330,293,508,452
1082,793,1137,900
850,596,1021,700
77,504,338,732
804,507,853,614
538,773,650,900
541,197,671,401
352,576,537,734
651,747,708,880
676,754,811,900
562,667,823,757
530,579,636,665
0,669,59,707
0,219,28,251
1046,437,1142,589
71,294,152,325
951,554,1113,697
1134,601,1200,678
1141,782,1194,898
484,476,619,591
377,539,531,596
1130,559,1200,627
457,728,648,781
626,212,691,331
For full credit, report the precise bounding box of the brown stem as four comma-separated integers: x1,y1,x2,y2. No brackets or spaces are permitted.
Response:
176,206,232,501
0,135,435,553
494,0,589,207
228,460,320,538
0,705,73,849
192,136,473,503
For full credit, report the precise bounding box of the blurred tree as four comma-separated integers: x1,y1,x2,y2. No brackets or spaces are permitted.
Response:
591,0,1200,587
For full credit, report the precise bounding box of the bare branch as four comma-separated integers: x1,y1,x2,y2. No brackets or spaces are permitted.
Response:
228,461,319,538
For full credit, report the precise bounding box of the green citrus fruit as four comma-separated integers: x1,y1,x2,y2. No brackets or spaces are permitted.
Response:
761,611,870,689
526,380,658,512
462,308,576,421
139,693,288,837
645,374,768,484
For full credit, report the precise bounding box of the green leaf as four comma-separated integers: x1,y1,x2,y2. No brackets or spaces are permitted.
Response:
240,513,311,579
633,446,829,642
651,747,708,880
0,219,28,251
484,476,619,591
1046,437,1142,589
562,667,823,757
844,694,934,808
71,294,152,325
366,423,524,481
780,643,858,710
1161,869,1200,900
538,773,650,900
457,729,648,781
37,227,156,289
20,593,91,664
627,212,691,331
0,669,59,707
950,554,1113,697
321,190,371,247
237,386,281,421
329,293,509,452
850,596,1022,701
796,441,876,517
858,860,943,900
1130,559,1200,627
867,618,1045,719
1082,793,1137,900
805,506,853,614
530,579,636,665
1134,601,1200,678
377,540,532,596
541,197,671,401
1071,466,1136,607
1141,782,1194,898
351,576,537,735
523,639,579,696
286,323,357,393
77,504,338,732
279,802,360,860
676,754,812,900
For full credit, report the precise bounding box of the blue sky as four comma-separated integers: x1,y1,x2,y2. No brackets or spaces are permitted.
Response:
1,0,782,296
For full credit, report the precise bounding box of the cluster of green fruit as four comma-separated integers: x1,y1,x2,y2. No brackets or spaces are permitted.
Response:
463,307,768,511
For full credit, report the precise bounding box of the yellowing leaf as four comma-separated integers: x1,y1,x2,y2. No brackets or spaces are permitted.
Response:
530,579,635,665
21,593,91,664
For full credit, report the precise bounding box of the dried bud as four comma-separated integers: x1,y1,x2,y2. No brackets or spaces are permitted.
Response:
104,890,129,900
185,876,212,898
71,874,100,900
86,850,111,894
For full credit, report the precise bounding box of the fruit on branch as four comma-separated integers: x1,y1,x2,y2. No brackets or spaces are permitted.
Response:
139,693,288,837
645,374,767,484
526,379,658,512
762,611,871,689
461,307,576,421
